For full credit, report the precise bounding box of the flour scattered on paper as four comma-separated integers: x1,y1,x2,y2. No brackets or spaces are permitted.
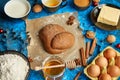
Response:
0,54,29,80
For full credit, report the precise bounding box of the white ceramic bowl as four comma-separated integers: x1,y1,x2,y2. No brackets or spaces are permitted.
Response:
4,0,31,18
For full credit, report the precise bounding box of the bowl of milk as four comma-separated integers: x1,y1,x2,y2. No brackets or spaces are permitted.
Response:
4,0,31,18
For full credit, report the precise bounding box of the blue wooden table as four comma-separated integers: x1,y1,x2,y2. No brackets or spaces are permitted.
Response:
0,0,120,80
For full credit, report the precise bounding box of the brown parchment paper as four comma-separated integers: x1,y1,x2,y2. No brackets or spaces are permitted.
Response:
25,12,85,69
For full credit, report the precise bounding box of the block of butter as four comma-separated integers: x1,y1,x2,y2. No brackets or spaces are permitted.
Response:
97,5,120,26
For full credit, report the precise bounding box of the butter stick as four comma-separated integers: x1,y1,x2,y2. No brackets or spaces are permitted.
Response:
89,38,97,55
97,5,120,26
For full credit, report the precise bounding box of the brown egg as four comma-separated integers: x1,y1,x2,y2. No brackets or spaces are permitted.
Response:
99,73,112,80
115,56,120,68
103,48,116,59
33,4,42,13
107,65,120,77
87,64,100,77
95,56,108,68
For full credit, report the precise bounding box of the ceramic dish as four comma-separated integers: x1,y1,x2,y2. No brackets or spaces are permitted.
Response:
4,0,31,18
90,4,120,31
0,50,30,80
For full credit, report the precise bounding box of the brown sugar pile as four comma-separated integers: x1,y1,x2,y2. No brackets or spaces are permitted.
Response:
74,0,90,7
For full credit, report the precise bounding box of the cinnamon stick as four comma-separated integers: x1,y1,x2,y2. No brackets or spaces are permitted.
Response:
89,38,97,55
79,47,87,66
74,71,81,80
85,41,90,59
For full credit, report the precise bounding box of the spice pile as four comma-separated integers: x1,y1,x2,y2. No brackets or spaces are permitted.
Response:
0,54,29,80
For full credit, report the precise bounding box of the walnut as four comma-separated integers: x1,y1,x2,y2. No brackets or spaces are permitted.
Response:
106,35,116,43
86,31,95,39
33,4,42,13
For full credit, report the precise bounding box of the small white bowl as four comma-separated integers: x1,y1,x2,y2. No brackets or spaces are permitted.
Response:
4,0,31,18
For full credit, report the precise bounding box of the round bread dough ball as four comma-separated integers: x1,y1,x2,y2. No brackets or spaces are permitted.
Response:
106,35,116,43
33,4,42,13
39,24,75,54
51,32,75,49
